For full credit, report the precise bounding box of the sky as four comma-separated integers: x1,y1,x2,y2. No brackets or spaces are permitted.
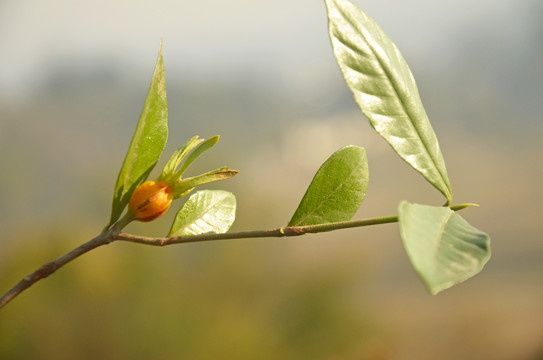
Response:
0,0,537,101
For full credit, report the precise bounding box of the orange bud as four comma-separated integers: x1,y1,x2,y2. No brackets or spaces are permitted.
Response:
129,181,173,222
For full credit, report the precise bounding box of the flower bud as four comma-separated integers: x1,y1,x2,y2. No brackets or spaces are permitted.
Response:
129,181,173,222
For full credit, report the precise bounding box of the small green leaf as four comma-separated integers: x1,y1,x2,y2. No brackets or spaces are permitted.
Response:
172,167,239,199
160,136,202,181
173,135,220,178
288,145,368,226
169,190,236,236
326,0,452,204
108,42,168,226
398,201,491,294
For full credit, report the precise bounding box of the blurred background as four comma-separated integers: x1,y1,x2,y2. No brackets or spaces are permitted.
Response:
1,0,542,358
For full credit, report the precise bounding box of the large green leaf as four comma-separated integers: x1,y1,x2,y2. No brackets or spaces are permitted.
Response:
108,43,168,226
288,145,368,226
326,0,452,204
169,190,236,236
398,201,491,294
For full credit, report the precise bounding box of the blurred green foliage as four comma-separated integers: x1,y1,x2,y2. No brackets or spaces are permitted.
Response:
0,227,382,359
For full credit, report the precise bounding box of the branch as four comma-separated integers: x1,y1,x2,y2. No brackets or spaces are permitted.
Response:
114,203,473,246
0,203,473,310
113,214,400,245
0,231,112,309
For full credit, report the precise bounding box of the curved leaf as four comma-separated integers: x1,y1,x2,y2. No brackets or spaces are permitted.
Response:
398,201,491,294
288,145,368,226
173,135,220,178
326,0,452,203
169,190,236,236
160,136,202,181
108,43,168,226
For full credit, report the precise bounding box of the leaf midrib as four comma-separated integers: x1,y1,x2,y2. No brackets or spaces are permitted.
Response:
293,162,362,226
179,195,233,231
331,0,450,198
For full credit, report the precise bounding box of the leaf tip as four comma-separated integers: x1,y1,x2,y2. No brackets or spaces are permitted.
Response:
450,203,480,212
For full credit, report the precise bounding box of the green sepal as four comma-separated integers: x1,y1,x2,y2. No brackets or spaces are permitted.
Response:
171,167,239,199
159,136,202,182
172,135,220,180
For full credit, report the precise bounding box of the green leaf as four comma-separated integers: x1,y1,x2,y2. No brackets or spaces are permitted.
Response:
326,0,453,204
288,145,368,226
108,42,168,226
172,167,239,199
169,190,236,236
398,201,491,294
173,135,220,178
160,136,202,181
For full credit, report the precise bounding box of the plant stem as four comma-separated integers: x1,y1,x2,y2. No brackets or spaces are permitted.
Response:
114,204,473,246
0,231,112,309
114,214,400,245
0,203,473,310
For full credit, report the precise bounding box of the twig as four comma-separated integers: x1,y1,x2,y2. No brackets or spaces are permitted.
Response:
0,203,473,310
113,214,400,246
0,231,112,309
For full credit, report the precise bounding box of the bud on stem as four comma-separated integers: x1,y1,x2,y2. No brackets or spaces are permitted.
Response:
129,181,173,222
121,135,238,224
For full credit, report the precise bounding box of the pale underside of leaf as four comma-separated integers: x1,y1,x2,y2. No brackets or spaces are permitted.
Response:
398,201,491,294
326,0,452,203
169,190,236,236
